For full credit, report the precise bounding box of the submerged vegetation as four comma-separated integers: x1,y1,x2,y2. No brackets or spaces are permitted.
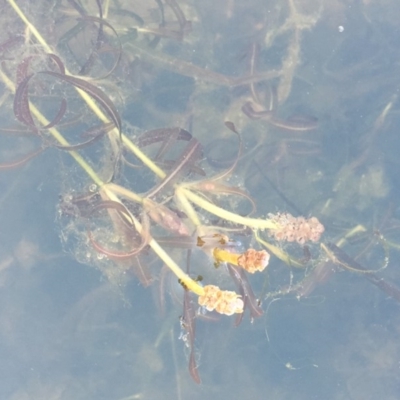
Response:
1,0,400,394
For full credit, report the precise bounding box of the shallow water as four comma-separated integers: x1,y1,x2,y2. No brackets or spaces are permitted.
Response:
1,1,400,399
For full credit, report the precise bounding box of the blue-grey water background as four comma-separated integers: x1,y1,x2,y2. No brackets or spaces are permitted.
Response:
1,1,400,399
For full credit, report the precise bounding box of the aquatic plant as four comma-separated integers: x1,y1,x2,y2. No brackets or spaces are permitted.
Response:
1,0,399,386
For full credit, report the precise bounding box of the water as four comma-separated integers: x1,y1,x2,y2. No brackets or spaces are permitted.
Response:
1,1,400,399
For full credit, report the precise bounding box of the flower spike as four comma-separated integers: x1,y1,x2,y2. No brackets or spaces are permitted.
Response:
198,285,244,316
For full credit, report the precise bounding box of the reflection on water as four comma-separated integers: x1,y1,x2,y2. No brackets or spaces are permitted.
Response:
1,0,400,398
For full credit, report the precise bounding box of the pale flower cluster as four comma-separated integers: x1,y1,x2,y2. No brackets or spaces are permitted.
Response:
268,213,324,244
198,285,244,315
237,249,270,273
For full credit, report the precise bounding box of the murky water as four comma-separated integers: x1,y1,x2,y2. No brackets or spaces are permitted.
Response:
1,1,400,399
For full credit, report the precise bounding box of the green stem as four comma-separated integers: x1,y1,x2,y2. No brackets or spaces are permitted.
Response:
7,0,165,179
3,1,205,296
105,183,143,204
178,187,278,230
